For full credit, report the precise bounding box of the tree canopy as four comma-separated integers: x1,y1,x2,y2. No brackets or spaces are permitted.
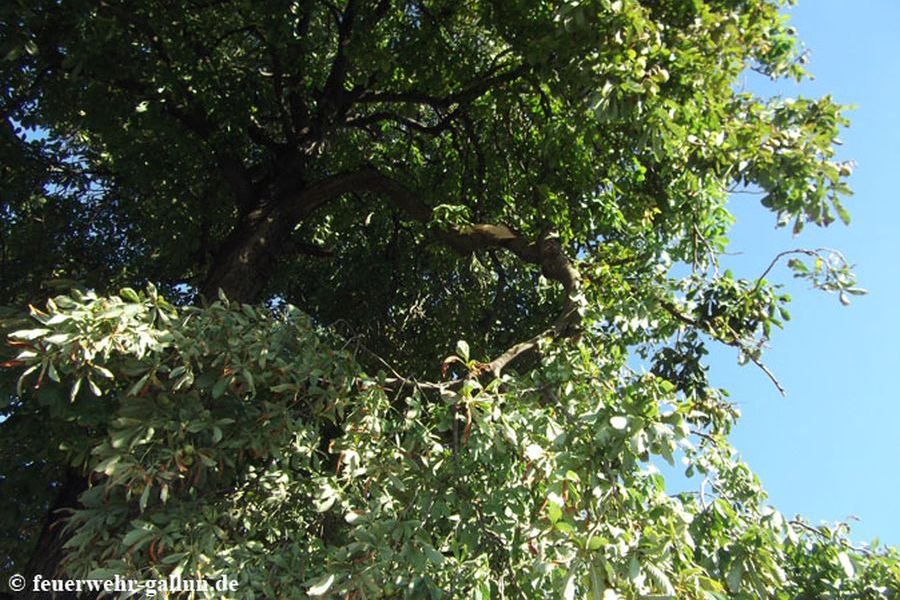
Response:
1,0,897,597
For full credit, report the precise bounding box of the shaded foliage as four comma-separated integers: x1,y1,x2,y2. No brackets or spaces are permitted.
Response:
1,0,896,597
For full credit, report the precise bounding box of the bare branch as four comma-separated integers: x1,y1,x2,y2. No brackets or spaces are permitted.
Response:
788,519,875,557
754,247,844,291
749,355,786,396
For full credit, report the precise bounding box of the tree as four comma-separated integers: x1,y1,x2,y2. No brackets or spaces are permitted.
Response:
1,0,897,597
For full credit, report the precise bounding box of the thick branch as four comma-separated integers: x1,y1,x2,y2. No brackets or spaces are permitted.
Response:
202,169,381,301
356,64,527,110
205,167,581,381
316,0,390,123
343,109,459,135
320,0,359,110
290,169,582,378
285,0,315,134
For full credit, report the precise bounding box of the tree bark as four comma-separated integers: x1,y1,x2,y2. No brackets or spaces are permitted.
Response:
200,169,383,302
20,469,88,599
200,204,289,303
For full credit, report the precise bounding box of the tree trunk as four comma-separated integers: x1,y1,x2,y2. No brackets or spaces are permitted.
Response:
20,469,88,599
200,205,290,303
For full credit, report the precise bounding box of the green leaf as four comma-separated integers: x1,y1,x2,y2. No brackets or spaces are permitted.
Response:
15,364,37,396
645,563,675,595
119,287,141,303
47,361,60,382
161,551,187,565
94,455,121,476
10,328,50,340
423,543,445,565
563,573,576,600
122,524,153,548
127,372,151,397
87,377,102,396
837,551,855,578
314,495,337,513
139,484,151,512
610,416,628,430
212,377,229,399
586,535,604,551
456,340,470,362
93,365,114,379
69,377,82,402
547,502,562,524
726,561,744,593
306,574,335,597
44,333,72,345
589,563,605,600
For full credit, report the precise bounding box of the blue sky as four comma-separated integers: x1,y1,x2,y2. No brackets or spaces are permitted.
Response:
698,0,900,546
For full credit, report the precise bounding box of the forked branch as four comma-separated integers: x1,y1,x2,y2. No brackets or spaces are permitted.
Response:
287,168,582,381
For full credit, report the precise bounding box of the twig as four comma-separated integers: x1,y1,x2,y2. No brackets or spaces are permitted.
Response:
661,300,786,396
749,355,786,396
788,519,875,557
754,247,848,292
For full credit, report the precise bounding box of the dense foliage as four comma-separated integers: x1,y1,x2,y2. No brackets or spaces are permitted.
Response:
1,0,897,597
4,288,898,598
